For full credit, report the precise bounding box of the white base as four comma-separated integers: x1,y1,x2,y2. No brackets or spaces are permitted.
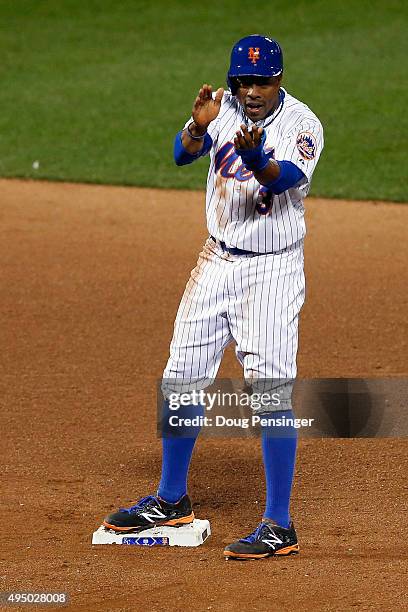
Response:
92,519,211,547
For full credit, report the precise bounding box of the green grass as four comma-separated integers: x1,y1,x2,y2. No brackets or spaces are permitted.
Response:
0,0,407,200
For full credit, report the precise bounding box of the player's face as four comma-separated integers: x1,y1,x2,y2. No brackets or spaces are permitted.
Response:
235,75,282,121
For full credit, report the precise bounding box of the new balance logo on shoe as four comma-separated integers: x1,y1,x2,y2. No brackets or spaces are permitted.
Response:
140,508,167,523
262,533,283,549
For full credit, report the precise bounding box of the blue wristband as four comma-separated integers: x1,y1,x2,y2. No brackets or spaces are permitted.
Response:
174,130,213,166
235,131,269,172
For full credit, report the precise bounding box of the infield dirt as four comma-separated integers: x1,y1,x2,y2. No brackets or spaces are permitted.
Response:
1,180,407,611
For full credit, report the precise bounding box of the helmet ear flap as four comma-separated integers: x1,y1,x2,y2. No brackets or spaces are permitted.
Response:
227,74,238,95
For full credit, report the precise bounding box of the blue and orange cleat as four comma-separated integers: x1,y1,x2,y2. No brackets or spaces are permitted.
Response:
224,520,299,560
103,494,194,533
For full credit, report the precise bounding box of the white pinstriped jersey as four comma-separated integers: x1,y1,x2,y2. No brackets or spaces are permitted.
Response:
185,88,324,253
164,87,323,396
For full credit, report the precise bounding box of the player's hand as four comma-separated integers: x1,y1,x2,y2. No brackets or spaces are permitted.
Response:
234,125,264,149
192,84,224,132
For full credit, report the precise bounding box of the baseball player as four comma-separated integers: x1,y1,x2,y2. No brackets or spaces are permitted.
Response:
103,35,323,560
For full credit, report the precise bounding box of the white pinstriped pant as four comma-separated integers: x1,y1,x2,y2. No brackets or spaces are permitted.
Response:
163,237,305,411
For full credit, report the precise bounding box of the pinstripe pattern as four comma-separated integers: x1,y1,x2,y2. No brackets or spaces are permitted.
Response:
165,88,322,406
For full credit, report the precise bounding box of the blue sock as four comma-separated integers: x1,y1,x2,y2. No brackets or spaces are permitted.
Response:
261,409,298,528
157,401,204,503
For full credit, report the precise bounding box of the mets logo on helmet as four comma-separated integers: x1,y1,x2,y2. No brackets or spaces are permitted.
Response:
248,47,260,65
296,131,317,160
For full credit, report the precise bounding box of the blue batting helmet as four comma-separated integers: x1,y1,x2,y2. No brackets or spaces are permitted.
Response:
227,35,283,94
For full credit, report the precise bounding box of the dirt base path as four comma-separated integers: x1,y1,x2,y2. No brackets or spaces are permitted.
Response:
1,180,407,611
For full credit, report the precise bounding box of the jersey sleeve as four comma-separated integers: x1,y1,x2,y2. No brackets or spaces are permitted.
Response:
275,117,324,184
